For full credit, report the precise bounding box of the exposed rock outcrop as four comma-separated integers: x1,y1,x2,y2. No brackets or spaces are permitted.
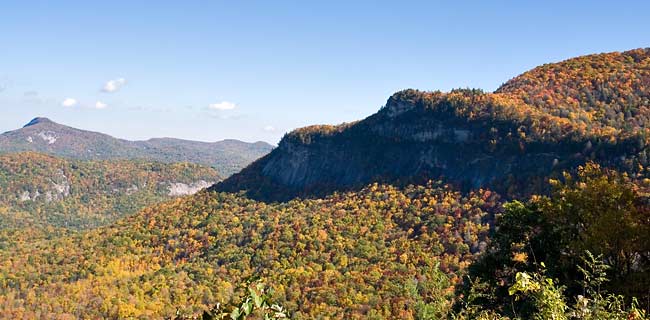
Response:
168,180,214,196
214,49,650,201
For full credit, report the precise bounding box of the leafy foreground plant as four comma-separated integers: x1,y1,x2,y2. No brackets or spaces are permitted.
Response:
508,256,647,320
456,163,650,318
456,253,648,320
175,280,288,320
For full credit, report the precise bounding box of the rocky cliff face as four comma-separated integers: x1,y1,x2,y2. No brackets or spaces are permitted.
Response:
167,180,214,196
215,49,650,201
215,94,588,201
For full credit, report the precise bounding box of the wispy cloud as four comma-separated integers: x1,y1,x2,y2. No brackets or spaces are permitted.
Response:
206,113,247,120
22,91,43,104
263,125,276,132
128,105,173,113
61,98,78,107
102,78,126,93
208,101,237,111
95,101,108,109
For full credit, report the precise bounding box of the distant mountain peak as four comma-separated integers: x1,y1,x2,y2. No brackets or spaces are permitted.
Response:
24,117,56,128
1,117,274,177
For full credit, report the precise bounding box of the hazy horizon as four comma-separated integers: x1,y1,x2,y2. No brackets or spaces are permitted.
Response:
2,115,276,145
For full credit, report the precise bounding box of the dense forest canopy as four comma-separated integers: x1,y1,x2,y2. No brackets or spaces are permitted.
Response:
1,168,647,319
0,152,220,229
497,48,650,133
0,183,501,319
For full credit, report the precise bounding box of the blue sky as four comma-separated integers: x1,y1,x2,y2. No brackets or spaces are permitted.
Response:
1,1,648,144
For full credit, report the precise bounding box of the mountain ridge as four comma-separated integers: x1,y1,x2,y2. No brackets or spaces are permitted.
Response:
22,117,55,128
214,48,650,201
0,117,274,176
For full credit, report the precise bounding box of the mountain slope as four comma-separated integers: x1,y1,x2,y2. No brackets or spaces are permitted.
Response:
496,48,650,130
0,183,500,318
0,152,220,228
0,117,273,176
215,48,650,201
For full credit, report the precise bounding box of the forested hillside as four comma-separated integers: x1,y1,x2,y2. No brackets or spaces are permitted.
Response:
0,152,220,229
496,48,650,131
0,183,500,319
1,167,647,319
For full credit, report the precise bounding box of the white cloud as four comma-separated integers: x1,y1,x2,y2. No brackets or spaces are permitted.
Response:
263,125,276,132
95,101,108,109
61,98,78,107
208,101,237,111
102,78,126,93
